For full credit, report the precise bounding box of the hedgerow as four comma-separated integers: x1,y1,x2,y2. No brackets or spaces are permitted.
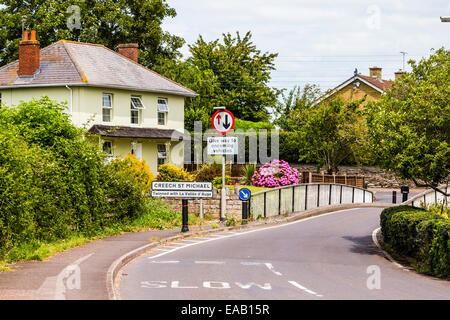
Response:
0,97,166,261
380,205,450,279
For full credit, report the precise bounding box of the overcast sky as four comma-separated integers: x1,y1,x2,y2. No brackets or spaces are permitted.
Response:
162,0,450,93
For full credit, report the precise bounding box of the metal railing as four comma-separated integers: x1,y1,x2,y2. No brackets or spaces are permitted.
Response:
403,185,449,208
250,183,373,219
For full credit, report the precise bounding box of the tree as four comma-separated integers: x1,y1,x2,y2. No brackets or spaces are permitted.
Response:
0,0,184,68
366,48,450,195
273,84,322,131
296,98,367,174
156,31,280,131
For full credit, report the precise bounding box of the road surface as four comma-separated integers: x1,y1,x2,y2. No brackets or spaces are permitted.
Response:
118,207,450,300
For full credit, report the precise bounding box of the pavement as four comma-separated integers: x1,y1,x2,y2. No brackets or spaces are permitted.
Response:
0,189,428,300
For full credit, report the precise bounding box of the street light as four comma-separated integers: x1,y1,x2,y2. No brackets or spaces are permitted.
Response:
441,16,450,22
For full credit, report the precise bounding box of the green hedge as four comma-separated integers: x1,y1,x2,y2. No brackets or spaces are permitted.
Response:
0,97,150,258
380,205,450,279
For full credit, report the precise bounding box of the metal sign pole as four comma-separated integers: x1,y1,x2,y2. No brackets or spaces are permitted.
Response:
221,154,226,222
182,199,189,232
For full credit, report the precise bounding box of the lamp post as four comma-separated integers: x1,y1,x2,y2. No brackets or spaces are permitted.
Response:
440,16,450,22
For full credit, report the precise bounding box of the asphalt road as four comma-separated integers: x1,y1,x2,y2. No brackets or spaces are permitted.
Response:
118,207,450,300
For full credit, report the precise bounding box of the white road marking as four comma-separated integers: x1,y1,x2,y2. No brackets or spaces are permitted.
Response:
240,262,283,276
288,281,323,297
372,228,409,271
149,260,180,264
235,282,272,290
195,261,225,265
264,263,283,276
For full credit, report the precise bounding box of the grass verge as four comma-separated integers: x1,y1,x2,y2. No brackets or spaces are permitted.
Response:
0,198,211,271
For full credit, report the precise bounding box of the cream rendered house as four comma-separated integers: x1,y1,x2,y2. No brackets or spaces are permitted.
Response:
0,31,197,174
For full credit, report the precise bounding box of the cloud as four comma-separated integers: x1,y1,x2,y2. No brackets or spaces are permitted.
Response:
163,0,450,91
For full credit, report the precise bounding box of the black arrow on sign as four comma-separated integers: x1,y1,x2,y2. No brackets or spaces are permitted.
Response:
223,114,230,129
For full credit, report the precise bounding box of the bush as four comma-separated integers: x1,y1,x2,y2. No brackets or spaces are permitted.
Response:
251,160,299,187
0,98,161,259
193,163,223,182
241,163,256,185
380,205,450,279
110,153,155,194
157,163,192,181
212,176,231,189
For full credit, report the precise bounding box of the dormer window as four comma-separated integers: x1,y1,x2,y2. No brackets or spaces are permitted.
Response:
157,98,168,125
130,96,145,124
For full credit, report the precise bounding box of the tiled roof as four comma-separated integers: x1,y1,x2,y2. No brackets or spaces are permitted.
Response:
88,124,192,141
357,74,392,91
0,41,197,97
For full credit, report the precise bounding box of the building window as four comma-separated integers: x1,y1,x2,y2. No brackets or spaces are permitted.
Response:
102,93,112,122
157,98,168,125
157,144,167,169
130,96,145,124
102,141,113,156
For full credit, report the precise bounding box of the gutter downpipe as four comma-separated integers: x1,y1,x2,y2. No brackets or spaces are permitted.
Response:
65,85,73,115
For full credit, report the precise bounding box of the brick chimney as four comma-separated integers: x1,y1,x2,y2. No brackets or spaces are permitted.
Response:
118,43,139,63
369,66,382,79
19,30,40,76
394,70,404,81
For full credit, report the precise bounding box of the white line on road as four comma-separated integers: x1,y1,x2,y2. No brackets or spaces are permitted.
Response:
149,261,180,264
372,228,409,271
288,281,323,298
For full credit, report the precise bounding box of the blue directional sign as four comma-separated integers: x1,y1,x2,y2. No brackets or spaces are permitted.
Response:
239,188,251,201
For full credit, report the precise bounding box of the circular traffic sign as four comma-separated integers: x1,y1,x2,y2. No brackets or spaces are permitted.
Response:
211,110,235,135
239,188,251,201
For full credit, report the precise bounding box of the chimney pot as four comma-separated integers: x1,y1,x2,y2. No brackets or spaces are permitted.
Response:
118,43,139,63
30,30,37,41
23,30,29,41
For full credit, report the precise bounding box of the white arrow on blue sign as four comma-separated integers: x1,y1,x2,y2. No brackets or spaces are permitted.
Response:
239,188,251,201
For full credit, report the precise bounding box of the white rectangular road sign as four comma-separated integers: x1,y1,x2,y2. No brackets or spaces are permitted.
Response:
207,136,238,155
151,190,213,198
152,181,212,191
151,181,213,198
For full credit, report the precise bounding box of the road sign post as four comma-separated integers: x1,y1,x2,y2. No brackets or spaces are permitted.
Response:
211,108,236,223
239,188,251,225
151,181,213,232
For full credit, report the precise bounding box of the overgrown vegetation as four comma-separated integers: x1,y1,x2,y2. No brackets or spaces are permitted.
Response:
0,98,195,266
380,205,450,279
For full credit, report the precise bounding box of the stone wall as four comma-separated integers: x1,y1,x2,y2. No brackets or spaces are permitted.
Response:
292,164,414,189
163,187,244,219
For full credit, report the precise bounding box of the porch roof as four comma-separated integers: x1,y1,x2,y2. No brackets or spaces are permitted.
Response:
88,124,191,141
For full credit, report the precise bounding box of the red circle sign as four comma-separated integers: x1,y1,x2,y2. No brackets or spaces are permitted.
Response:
211,110,235,134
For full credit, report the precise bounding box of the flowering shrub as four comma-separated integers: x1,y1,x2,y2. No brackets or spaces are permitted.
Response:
111,153,155,194
157,163,192,182
251,160,299,187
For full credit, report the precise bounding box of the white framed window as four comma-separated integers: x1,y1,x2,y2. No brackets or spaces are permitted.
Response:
157,98,168,125
102,141,113,156
157,144,167,169
130,96,145,124
102,93,113,122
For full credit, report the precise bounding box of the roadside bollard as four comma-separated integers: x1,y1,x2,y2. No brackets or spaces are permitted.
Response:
392,190,397,204
242,201,248,224
181,199,189,232
401,185,410,203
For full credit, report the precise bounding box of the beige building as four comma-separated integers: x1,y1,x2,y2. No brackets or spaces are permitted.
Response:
315,66,402,106
0,31,197,174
